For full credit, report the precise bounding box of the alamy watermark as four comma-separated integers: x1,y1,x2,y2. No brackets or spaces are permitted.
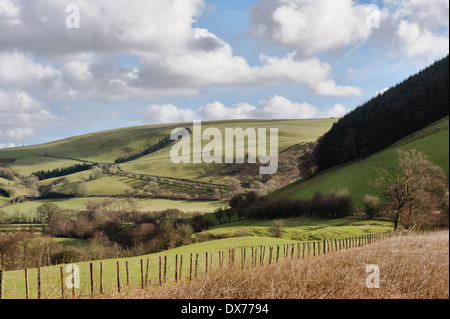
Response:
169,121,279,175
365,264,380,288
66,264,80,289
366,4,381,29
65,3,80,29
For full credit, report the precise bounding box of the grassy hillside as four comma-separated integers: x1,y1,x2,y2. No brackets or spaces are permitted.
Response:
270,116,449,207
0,119,336,177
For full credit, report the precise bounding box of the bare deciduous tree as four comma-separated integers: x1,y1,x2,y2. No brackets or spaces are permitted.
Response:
370,150,448,230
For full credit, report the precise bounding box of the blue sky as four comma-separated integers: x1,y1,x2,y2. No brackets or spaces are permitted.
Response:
0,0,448,147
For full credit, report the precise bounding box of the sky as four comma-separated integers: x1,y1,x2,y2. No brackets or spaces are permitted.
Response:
0,0,449,148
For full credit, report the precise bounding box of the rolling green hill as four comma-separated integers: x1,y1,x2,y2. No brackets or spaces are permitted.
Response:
270,116,449,208
0,119,335,175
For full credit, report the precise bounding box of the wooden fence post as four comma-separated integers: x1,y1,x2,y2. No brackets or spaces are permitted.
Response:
116,261,121,293
179,255,183,282
159,256,162,286
195,254,198,278
189,254,193,281
37,267,41,299
71,264,75,299
261,247,265,265
25,268,29,299
140,259,144,289
164,256,167,284
90,263,94,297
251,248,254,267
0,270,2,300
175,255,179,282
302,242,305,259
99,262,103,295
60,267,65,299
277,246,280,263
205,252,208,275
125,261,130,286
145,258,149,287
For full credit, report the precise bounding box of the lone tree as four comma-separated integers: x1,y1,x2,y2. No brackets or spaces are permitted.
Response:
363,194,380,219
37,202,60,224
370,149,448,230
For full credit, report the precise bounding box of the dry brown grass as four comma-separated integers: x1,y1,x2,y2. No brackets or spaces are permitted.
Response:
109,230,449,299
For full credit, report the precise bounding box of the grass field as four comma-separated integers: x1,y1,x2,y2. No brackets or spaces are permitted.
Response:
1,236,299,299
119,119,336,182
204,216,393,241
1,214,394,299
270,116,449,207
0,197,226,218
0,119,336,181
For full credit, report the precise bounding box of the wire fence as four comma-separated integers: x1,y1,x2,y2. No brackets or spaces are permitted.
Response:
0,232,394,299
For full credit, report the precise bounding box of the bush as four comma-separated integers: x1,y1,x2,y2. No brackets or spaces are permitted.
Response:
234,190,355,220
269,219,284,238
363,195,380,218
50,248,82,265
190,214,214,232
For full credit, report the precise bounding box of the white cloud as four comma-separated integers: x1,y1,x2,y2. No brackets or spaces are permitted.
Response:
141,95,347,124
391,0,449,30
0,51,60,89
396,20,449,60
0,0,362,101
0,143,16,149
381,0,450,60
143,104,196,124
250,0,373,55
0,89,47,113
254,95,318,119
249,0,449,60
0,0,204,57
0,88,60,144
319,104,349,118
0,0,20,24
374,87,389,97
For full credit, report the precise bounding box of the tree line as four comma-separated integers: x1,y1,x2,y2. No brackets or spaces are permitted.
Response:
32,163,96,180
314,55,449,172
223,189,354,221
114,128,191,164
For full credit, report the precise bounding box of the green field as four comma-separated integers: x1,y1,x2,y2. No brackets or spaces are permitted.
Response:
0,119,336,180
118,119,336,182
1,222,390,299
204,216,393,241
270,116,449,207
0,197,226,219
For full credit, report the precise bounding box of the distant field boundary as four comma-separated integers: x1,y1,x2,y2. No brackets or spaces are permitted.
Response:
0,231,395,299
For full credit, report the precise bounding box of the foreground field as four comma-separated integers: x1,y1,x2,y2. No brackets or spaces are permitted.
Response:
116,230,449,299
203,216,393,241
1,236,297,299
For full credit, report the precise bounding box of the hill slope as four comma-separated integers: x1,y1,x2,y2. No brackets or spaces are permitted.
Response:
0,119,336,187
270,116,449,207
315,55,449,171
